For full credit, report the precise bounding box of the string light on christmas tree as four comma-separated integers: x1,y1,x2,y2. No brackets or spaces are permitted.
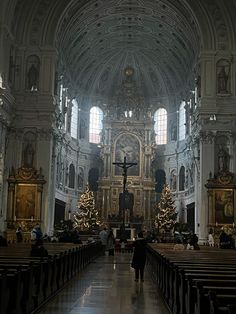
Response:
155,184,177,233
73,185,101,231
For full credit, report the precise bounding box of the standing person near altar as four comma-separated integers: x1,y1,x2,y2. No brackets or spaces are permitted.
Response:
131,232,147,282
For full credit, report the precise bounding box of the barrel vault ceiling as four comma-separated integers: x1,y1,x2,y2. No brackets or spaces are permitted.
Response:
6,0,236,108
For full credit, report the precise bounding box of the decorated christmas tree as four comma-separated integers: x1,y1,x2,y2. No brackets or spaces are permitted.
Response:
73,185,101,231
155,184,177,233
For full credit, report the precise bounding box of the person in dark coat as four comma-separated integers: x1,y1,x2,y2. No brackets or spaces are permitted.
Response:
30,239,48,257
131,232,147,282
0,235,8,246
16,227,23,243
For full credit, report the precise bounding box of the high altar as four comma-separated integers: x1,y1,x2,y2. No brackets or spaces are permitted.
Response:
96,67,156,229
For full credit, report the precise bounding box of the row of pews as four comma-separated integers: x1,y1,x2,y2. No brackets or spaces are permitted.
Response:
147,243,236,314
0,241,102,314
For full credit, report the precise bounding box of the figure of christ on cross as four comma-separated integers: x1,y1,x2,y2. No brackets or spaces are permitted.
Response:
113,156,137,234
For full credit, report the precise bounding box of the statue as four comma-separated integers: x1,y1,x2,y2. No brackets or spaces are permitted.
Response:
27,64,39,91
217,66,228,94
218,146,229,172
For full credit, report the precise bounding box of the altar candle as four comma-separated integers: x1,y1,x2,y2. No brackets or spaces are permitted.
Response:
14,215,16,221
31,216,34,222
216,221,218,227
233,222,235,228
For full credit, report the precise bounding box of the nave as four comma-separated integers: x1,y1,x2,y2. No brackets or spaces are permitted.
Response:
37,253,169,314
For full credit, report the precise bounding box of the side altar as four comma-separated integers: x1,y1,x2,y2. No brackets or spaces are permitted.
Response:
5,166,46,241
205,171,236,246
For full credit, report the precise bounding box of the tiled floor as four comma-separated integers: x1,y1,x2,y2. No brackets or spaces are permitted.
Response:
37,253,170,314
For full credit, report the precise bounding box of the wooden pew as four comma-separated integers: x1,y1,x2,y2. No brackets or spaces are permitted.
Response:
208,291,236,314
146,244,236,314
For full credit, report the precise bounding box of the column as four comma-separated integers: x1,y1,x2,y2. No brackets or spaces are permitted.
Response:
198,131,215,243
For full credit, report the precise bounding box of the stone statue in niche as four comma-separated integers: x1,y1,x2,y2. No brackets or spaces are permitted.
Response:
218,146,229,172
27,64,39,91
217,59,230,94
217,66,228,93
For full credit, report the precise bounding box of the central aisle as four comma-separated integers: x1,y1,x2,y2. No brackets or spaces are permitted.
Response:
37,253,170,314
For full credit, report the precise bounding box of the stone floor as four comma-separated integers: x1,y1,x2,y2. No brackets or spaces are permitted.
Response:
37,253,170,314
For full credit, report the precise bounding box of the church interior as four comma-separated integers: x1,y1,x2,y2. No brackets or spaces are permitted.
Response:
1,1,236,313
1,0,236,242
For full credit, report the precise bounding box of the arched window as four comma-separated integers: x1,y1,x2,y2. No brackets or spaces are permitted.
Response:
178,101,186,140
71,99,78,139
155,169,166,192
179,166,185,191
89,106,103,144
68,163,75,188
154,108,167,144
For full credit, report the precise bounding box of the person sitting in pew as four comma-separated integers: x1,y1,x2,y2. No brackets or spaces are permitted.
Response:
173,238,185,250
30,239,48,257
219,229,233,249
187,233,200,250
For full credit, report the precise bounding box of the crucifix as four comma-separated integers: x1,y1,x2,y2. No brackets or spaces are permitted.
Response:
113,156,137,234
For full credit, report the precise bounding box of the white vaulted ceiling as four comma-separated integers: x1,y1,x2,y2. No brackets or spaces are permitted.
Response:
7,0,236,108
56,0,200,103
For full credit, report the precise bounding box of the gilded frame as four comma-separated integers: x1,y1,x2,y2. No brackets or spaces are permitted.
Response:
14,184,38,220
213,189,235,225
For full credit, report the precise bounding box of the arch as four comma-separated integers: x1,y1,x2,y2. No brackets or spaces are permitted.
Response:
11,1,236,54
68,163,75,188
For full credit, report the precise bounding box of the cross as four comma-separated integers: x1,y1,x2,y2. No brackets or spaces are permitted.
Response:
113,156,137,193
113,156,137,232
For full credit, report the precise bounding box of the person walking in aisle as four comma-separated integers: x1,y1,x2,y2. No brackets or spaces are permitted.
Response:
99,227,108,255
131,232,147,282
107,229,115,256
